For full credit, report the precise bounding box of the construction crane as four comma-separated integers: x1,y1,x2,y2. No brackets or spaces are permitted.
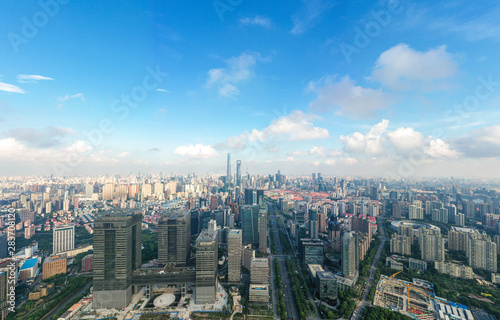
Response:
390,271,402,287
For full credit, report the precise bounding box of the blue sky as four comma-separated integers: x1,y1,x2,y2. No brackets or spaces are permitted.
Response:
1,0,500,177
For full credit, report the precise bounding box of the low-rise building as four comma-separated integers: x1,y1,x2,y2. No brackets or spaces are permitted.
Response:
42,254,67,280
434,261,473,279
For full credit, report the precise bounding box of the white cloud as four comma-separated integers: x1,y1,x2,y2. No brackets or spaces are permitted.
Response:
387,127,425,154
174,144,218,159
325,159,336,165
4,126,75,148
240,16,271,28
369,43,458,90
155,88,169,93
0,82,25,94
221,110,330,151
117,152,131,158
308,75,395,119
291,0,333,35
0,138,93,163
206,52,261,97
424,139,458,158
450,125,500,158
58,93,86,109
264,110,330,141
340,119,389,154
17,74,54,83
341,157,358,165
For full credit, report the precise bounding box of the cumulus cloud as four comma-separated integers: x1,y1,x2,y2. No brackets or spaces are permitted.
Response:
174,144,218,159
17,74,54,83
240,16,272,28
369,43,458,91
4,126,75,148
308,75,395,119
387,127,426,154
340,119,389,154
219,110,330,151
0,138,92,163
450,125,500,158
0,82,25,94
206,52,261,97
424,138,458,158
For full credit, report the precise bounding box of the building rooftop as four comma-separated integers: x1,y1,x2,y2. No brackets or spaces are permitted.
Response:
44,254,67,263
251,258,269,267
197,230,217,242
20,258,38,270
317,271,335,280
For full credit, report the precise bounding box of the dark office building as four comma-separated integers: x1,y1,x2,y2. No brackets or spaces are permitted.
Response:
0,234,7,259
245,188,255,205
256,189,265,205
190,210,200,235
200,211,213,231
241,205,260,244
93,210,142,309
300,239,324,266
158,209,191,266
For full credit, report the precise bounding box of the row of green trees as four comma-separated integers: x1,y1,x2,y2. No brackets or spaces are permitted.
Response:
361,306,413,320
11,276,92,320
285,258,314,319
273,258,287,320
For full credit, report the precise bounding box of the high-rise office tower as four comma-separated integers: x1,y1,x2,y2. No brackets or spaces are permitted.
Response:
256,189,264,206
258,212,267,252
309,209,318,239
93,210,142,309
158,209,191,266
226,153,231,188
419,227,445,262
236,160,242,189
250,258,269,284
196,230,218,304
244,189,255,205
53,225,75,254
228,229,242,283
342,232,359,279
318,212,327,233
241,205,259,244
0,270,10,319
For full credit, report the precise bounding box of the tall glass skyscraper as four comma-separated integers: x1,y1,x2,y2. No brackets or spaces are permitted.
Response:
93,210,142,309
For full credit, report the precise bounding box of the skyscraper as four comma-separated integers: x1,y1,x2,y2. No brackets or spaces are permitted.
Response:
158,209,191,266
258,212,268,252
241,205,259,244
53,225,75,254
236,160,242,189
226,153,231,188
93,210,142,309
196,230,218,304
228,229,242,283
244,188,255,205
342,231,359,279
309,209,318,239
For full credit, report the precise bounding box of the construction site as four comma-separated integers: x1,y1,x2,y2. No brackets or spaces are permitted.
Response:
373,272,474,320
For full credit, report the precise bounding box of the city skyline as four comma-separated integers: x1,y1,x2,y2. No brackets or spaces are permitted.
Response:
1,1,500,177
